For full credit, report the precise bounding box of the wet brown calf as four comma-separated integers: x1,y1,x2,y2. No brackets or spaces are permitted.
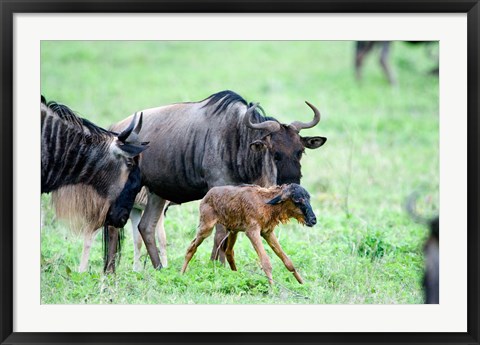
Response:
181,184,317,285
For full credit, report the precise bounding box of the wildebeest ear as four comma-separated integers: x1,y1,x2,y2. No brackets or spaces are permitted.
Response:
113,140,149,158
250,139,267,152
301,136,327,149
266,194,283,205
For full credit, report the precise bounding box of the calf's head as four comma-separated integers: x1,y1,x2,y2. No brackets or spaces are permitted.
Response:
266,183,317,227
245,102,327,185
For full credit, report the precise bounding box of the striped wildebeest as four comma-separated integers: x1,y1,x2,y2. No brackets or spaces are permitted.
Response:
110,90,327,269
41,97,148,267
52,185,164,272
407,193,439,304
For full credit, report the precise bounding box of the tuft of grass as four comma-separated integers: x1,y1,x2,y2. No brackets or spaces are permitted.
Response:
357,230,393,260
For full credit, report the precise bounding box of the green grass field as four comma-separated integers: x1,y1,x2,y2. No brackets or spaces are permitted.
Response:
41,41,439,304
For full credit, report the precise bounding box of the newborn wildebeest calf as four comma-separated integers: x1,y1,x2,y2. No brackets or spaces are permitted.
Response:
181,183,317,285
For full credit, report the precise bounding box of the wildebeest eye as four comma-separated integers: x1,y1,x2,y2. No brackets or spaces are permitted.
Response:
274,152,282,162
126,159,134,169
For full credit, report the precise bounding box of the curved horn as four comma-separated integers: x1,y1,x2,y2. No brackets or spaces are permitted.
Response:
289,101,321,132
133,112,143,135
243,103,281,133
117,113,138,143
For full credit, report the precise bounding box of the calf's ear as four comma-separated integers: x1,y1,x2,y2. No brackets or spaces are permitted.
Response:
301,136,327,149
266,194,283,205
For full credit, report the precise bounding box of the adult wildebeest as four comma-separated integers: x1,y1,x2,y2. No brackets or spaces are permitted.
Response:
42,96,148,270
407,193,439,304
110,90,327,269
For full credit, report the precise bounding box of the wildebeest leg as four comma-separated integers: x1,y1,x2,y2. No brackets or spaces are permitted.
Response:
130,208,143,272
156,200,169,268
78,230,96,272
355,41,374,82
245,228,274,285
379,41,396,85
210,224,227,263
225,230,238,271
424,217,439,304
181,205,217,274
105,226,119,273
138,193,166,269
424,236,439,303
263,231,303,284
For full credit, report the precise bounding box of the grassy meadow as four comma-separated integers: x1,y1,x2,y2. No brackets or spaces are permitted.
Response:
41,41,439,304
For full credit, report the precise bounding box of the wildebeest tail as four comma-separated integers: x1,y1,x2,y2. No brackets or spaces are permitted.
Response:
102,225,125,273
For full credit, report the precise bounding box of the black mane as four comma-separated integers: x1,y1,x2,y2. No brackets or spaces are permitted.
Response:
44,98,111,137
202,90,248,115
202,90,278,125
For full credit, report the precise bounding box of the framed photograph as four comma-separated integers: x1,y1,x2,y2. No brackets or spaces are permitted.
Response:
1,1,479,344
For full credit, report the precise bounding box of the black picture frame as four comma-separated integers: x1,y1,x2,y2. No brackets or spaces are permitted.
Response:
1,1,479,344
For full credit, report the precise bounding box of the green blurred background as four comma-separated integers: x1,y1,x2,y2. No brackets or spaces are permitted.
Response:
41,41,439,304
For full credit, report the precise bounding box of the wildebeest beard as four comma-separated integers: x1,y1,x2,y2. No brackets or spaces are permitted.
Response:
102,163,143,272
275,158,302,185
104,163,142,228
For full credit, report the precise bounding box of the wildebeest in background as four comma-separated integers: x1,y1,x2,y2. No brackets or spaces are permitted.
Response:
181,183,317,285
355,41,438,85
42,96,148,271
407,193,439,304
110,90,327,269
355,41,395,85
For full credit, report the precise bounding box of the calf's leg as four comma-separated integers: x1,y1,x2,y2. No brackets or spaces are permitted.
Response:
210,224,227,263
245,228,273,285
181,205,217,274
263,231,303,284
225,230,238,271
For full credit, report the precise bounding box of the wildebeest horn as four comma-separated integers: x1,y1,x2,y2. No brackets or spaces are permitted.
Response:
118,112,144,143
243,103,281,133
289,101,321,132
133,112,143,135
117,112,138,143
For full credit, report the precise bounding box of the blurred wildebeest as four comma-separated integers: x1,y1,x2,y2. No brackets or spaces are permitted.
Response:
181,184,317,285
355,41,438,85
407,193,439,304
110,90,327,269
42,96,148,271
